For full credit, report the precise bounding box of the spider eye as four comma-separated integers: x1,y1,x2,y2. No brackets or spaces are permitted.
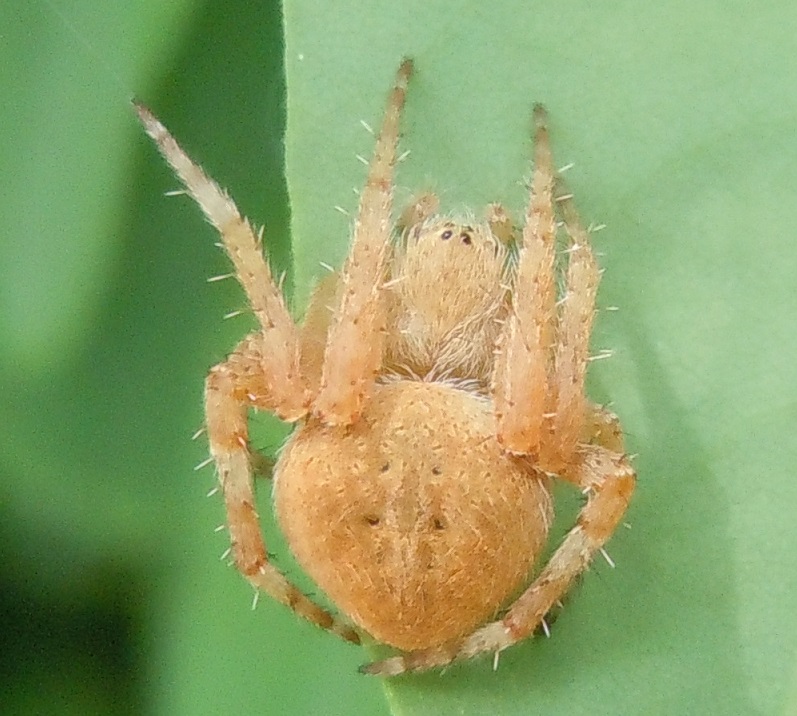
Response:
441,229,453,240
460,233,472,245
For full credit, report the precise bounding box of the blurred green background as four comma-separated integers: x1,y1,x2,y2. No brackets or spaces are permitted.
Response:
3,0,797,714
1,0,385,714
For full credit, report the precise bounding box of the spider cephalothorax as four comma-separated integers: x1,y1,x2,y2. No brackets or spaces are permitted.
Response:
135,58,635,676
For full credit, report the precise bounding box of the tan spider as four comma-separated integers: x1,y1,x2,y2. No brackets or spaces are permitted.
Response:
135,59,635,677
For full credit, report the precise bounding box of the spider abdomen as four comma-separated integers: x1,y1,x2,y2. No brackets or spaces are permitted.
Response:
275,380,552,650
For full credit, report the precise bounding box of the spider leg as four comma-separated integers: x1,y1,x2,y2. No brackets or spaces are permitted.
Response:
582,402,625,453
541,179,601,471
485,202,517,245
298,271,341,395
396,192,439,234
361,444,634,676
493,105,557,455
205,335,360,644
314,59,413,426
134,103,308,422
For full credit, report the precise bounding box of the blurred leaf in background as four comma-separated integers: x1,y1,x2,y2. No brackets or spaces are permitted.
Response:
2,0,797,715
1,0,384,714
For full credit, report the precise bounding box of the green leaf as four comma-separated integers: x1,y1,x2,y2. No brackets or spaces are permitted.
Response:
5,0,796,714
284,0,797,713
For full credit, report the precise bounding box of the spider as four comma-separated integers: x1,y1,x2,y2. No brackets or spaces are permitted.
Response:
134,58,635,677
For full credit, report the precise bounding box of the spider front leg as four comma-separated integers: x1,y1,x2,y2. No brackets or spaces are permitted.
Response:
314,59,413,426
494,103,602,470
134,102,308,421
205,335,360,644
493,104,557,456
542,177,601,471
135,104,358,642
